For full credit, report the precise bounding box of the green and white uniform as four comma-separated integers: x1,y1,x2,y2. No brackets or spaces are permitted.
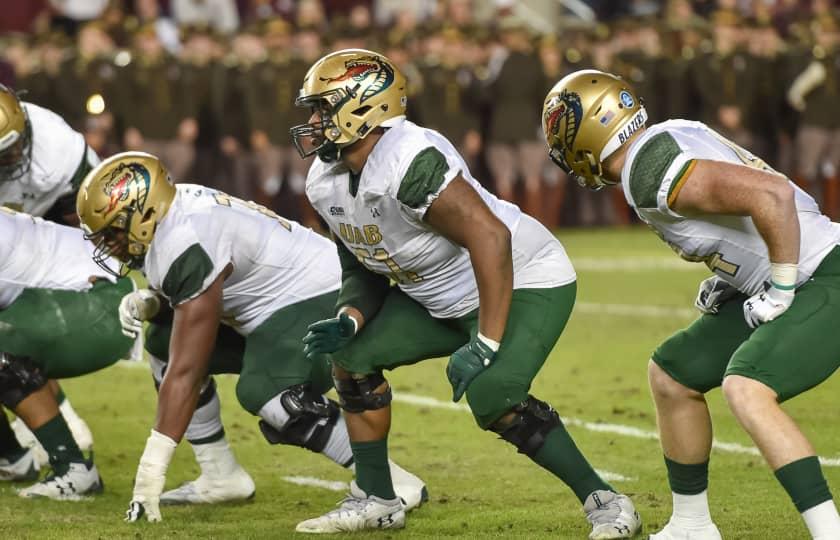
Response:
624,119,840,399
0,103,99,219
0,210,132,378
306,118,576,427
143,184,340,413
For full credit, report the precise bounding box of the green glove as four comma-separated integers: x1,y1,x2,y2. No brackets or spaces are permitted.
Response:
302,312,358,359
446,336,497,402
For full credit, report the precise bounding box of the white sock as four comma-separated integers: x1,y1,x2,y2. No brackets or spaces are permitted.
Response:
58,398,82,424
192,437,242,478
802,499,840,539
670,490,714,528
184,382,224,442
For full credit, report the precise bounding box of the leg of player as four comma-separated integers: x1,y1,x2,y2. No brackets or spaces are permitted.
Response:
48,380,93,451
146,355,254,506
295,367,406,533
648,361,722,540
0,405,38,481
722,375,840,539
0,374,102,500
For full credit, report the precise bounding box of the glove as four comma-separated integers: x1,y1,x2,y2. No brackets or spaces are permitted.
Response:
446,335,498,403
694,276,739,315
125,430,177,523
119,289,161,338
742,285,795,329
302,312,358,359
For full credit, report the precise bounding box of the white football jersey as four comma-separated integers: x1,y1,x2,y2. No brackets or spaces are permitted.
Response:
0,102,99,216
144,184,340,334
306,118,575,319
0,209,115,309
622,119,840,295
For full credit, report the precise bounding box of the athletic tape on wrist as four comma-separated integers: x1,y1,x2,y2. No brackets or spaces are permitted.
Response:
770,262,798,290
477,332,501,352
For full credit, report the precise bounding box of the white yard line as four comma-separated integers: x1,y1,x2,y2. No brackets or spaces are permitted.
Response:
576,302,697,319
574,257,698,272
393,393,840,468
282,476,348,492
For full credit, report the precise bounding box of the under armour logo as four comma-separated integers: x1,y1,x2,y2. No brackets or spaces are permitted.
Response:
614,524,630,533
377,513,395,527
370,207,381,218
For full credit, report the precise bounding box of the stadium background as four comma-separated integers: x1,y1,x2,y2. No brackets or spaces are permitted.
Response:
3,0,840,231
3,2,840,538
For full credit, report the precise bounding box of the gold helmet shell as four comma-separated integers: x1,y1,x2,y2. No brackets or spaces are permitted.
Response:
76,151,176,274
0,84,32,182
291,48,407,162
542,69,647,190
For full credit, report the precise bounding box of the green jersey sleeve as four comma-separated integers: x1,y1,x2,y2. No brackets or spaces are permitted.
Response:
161,243,215,305
396,146,452,212
627,131,696,214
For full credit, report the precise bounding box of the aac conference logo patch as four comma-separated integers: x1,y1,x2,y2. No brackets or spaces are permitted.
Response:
619,90,635,108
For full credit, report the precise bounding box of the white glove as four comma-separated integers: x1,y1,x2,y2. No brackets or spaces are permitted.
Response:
694,276,739,315
742,285,795,328
119,289,161,338
125,430,177,523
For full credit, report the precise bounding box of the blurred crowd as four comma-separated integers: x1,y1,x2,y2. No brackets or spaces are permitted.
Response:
3,0,840,229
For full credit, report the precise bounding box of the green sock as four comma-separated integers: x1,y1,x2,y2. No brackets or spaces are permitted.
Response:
33,414,84,476
0,411,25,459
351,439,395,500
532,425,613,503
775,456,833,513
665,456,709,495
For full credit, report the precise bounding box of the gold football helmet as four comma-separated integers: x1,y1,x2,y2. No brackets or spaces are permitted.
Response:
542,69,647,190
76,151,176,275
0,84,32,182
291,49,407,162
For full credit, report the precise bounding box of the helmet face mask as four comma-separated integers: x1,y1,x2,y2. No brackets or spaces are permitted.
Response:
77,152,176,276
291,49,407,163
542,70,647,190
0,85,32,182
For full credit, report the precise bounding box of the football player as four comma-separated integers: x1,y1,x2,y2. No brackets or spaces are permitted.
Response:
0,83,101,460
291,50,641,538
76,152,427,523
542,69,840,540
0,208,134,498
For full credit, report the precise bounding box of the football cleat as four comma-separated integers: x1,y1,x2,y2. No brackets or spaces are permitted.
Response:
388,459,428,512
0,448,39,482
17,460,103,500
648,520,722,540
160,438,255,505
295,481,405,533
584,490,642,539
160,466,255,505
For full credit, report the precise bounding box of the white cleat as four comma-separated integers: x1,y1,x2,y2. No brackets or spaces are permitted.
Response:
160,466,255,505
0,448,40,482
17,461,103,500
295,481,405,534
11,418,48,467
160,437,255,505
584,490,642,539
388,459,428,512
648,520,722,540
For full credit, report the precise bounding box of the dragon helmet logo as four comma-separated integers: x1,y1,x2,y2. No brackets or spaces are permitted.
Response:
319,56,395,104
99,162,151,217
544,91,583,170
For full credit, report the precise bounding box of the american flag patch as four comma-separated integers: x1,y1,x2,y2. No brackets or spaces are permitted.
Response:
600,111,616,125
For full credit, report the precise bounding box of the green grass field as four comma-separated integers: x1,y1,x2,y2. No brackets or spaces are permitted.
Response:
2,227,838,539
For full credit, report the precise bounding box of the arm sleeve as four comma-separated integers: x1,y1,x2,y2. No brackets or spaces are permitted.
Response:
334,239,391,322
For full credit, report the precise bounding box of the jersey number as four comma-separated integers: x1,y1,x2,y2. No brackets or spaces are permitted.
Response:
213,193,291,231
673,246,740,276
352,247,423,285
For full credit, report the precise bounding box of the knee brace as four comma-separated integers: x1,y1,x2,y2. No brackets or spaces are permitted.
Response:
333,372,391,413
0,354,48,409
492,395,561,458
258,383,341,453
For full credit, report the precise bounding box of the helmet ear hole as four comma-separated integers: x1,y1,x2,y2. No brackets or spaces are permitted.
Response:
351,105,372,117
